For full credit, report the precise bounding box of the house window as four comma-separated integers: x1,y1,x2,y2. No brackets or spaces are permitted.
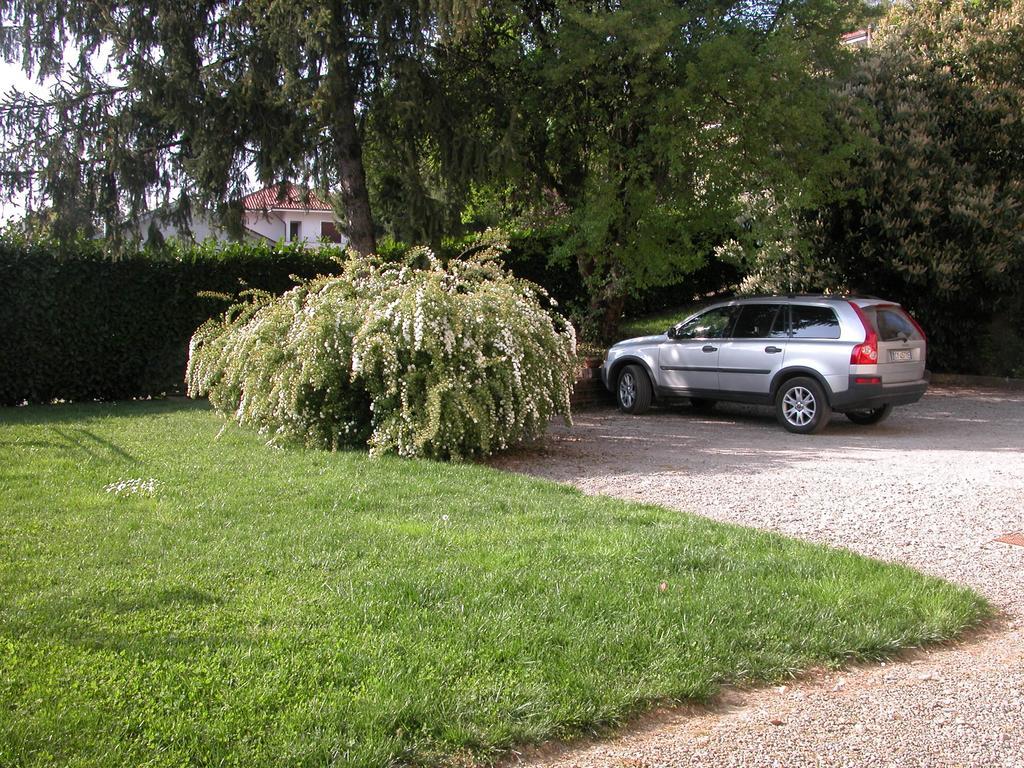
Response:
320,221,342,243
289,220,302,242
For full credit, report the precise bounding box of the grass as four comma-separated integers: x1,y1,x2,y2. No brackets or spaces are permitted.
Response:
577,305,697,358
0,402,988,767
618,303,702,341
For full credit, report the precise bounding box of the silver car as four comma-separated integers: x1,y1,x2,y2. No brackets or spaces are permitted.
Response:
601,296,929,434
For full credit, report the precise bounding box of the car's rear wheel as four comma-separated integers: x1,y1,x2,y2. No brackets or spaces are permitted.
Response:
617,365,653,414
775,377,831,434
689,397,717,413
845,404,893,425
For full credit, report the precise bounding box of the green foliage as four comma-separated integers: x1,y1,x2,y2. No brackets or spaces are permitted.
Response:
618,303,708,342
440,226,588,315
804,0,1024,371
4,0,868,330
0,400,990,766
0,234,340,405
337,0,869,340
472,0,863,340
186,241,577,459
719,190,849,296
0,0,486,252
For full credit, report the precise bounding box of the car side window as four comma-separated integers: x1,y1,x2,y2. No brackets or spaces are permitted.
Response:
732,304,785,339
675,307,736,340
770,306,790,337
790,306,841,339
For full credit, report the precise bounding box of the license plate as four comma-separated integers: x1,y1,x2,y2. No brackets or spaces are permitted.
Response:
890,349,913,362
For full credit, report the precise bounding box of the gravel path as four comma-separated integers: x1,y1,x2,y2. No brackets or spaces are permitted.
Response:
492,387,1024,767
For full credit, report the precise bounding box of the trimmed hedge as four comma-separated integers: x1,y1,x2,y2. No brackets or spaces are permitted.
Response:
0,238,341,405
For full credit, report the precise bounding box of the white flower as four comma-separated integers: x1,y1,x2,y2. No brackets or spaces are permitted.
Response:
104,478,160,498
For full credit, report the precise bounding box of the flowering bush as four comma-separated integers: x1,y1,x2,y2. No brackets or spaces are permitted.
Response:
186,242,577,459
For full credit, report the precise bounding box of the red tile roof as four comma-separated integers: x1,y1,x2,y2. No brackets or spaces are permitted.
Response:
841,28,872,46
240,183,333,212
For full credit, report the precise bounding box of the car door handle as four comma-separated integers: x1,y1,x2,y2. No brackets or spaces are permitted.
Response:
702,345,717,353
764,346,783,354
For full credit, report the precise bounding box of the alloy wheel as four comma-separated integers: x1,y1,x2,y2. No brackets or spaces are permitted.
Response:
618,371,637,409
782,386,816,427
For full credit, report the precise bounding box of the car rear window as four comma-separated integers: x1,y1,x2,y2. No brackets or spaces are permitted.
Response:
790,306,841,339
868,306,922,341
731,304,787,339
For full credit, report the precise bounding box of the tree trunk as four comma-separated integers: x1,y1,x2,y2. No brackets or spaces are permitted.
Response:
333,82,377,255
593,290,626,345
577,249,626,344
327,8,376,255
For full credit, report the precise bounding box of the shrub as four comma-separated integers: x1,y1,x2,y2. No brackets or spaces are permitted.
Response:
0,234,341,405
443,227,589,320
186,242,577,459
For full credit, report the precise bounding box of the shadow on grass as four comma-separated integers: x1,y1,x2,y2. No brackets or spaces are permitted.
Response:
0,401,212,463
0,398,210,426
46,427,139,461
1,585,232,662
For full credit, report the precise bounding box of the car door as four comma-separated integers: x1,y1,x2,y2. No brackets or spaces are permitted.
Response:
658,306,736,393
717,304,789,396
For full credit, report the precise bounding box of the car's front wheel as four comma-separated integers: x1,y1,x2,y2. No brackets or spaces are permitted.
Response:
775,377,831,434
845,404,893,425
617,365,653,414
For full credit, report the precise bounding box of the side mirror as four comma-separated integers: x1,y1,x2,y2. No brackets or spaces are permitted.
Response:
666,326,677,339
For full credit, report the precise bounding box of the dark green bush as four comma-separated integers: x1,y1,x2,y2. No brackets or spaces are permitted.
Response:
0,236,340,405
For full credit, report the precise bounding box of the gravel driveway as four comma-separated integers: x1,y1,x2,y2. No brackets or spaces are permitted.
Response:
492,387,1024,767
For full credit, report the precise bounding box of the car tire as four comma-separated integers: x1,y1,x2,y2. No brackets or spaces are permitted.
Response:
617,365,653,414
775,377,831,434
845,404,893,425
689,397,717,413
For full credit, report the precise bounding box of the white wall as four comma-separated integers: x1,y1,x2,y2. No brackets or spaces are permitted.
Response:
244,210,348,248
133,210,262,243
242,210,284,242
133,209,348,248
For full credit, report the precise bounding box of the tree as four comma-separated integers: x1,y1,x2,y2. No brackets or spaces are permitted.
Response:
373,0,863,340
808,0,1024,368
534,0,862,340
3,0,866,343
0,0,480,252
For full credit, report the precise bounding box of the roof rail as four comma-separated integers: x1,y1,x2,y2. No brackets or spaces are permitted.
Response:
725,293,884,301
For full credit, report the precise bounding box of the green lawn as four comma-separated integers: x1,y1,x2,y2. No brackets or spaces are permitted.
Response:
0,402,988,767
618,304,701,341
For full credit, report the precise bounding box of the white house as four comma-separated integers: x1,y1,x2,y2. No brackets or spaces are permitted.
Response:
840,28,873,47
237,183,345,246
133,183,348,248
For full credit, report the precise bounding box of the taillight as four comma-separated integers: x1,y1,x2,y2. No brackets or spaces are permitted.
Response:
851,336,879,365
849,302,878,365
